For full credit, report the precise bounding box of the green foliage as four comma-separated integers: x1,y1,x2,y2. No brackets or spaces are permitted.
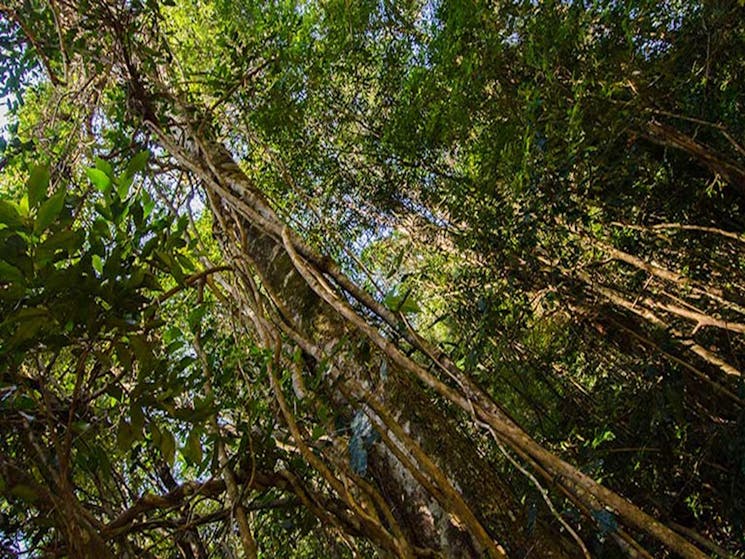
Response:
2,0,745,556
0,148,226,552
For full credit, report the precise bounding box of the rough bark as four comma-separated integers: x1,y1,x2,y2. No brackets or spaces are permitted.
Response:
644,120,745,195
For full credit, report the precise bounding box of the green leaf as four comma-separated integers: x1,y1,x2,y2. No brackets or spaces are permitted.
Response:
150,422,162,446
34,190,66,234
126,150,150,177
0,200,23,227
38,229,84,255
27,164,50,208
175,252,195,273
156,250,185,284
160,427,176,466
93,205,113,227
92,254,104,274
95,157,114,178
117,420,136,452
141,190,155,218
187,304,207,331
591,429,616,449
18,195,29,217
382,290,399,310
382,288,420,313
398,296,420,314
3,307,50,346
86,168,111,193
10,317,46,345
2,306,48,327
129,334,156,372
131,403,145,436
183,428,202,464
141,272,162,291
117,174,133,199
0,260,24,284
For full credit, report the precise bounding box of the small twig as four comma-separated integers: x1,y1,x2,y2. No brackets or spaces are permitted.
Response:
155,265,233,304
610,221,745,245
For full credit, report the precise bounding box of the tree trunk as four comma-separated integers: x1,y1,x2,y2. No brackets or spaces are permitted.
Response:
194,137,576,557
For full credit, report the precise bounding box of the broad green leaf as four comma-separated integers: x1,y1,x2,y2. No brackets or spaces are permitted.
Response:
382,289,420,313
86,168,111,193
126,150,150,177
187,304,207,330
183,428,202,464
175,252,195,273
3,307,49,346
156,250,184,284
3,306,49,325
114,341,133,371
160,427,176,466
0,260,24,284
26,164,50,208
18,195,29,216
142,190,155,218
117,174,133,199
150,422,162,446
398,296,421,314
131,403,145,435
94,201,112,221
117,420,136,452
0,200,23,227
9,317,46,345
38,229,84,254
11,394,36,411
106,383,123,401
34,190,66,234
129,334,156,371
95,157,114,178
92,217,111,238
92,254,104,274
381,291,398,310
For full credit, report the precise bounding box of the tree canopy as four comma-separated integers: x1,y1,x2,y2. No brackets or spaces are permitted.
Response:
0,1,744,557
